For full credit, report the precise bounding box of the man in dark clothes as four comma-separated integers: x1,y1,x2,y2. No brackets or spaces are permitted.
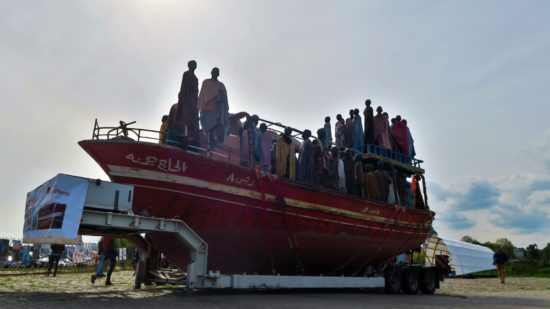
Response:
46,244,65,277
314,128,328,187
297,130,315,185
327,147,340,190
176,60,200,141
91,236,118,286
343,149,355,194
363,99,374,146
374,161,392,202
353,154,364,197
344,109,354,149
493,249,509,284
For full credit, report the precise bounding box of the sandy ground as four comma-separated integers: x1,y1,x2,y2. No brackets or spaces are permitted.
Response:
0,270,549,308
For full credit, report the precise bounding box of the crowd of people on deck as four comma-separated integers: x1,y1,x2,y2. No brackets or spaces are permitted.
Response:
159,60,425,210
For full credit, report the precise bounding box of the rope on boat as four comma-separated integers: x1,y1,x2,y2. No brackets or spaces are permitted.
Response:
256,167,277,274
328,203,404,276
267,175,305,274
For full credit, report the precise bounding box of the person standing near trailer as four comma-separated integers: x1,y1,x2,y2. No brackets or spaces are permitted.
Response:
91,236,118,286
46,244,65,277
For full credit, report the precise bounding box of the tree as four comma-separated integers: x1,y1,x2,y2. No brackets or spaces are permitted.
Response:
541,243,550,263
495,238,515,258
461,235,480,245
525,244,539,261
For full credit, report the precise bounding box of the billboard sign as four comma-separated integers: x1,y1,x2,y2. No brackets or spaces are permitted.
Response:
23,174,87,245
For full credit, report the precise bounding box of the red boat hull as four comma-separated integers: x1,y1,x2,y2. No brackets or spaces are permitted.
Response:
79,139,434,275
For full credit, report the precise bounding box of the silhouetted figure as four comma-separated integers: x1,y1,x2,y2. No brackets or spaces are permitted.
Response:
176,60,200,141
364,164,380,200
374,161,391,201
327,147,340,190
363,99,374,145
353,155,364,197
335,114,345,148
258,123,273,172
390,115,410,156
344,109,354,148
373,106,392,150
198,67,229,149
324,116,333,148
159,115,168,144
297,130,315,185
353,109,364,153
343,149,355,194
314,128,328,187
402,119,416,159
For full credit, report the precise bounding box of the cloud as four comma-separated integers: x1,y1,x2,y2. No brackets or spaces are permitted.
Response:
491,203,550,234
452,180,500,211
438,213,476,230
427,181,449,201
528,190,550,205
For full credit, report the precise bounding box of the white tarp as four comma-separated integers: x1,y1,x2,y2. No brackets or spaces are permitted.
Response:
424,234,494,276
23,174,87,245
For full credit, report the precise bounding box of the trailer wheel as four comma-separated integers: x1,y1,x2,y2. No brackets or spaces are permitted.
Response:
420,268,436,294
402,268,419,294
384,268,402,294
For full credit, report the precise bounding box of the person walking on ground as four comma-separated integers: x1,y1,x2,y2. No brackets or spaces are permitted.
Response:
91,236,118,286
46,244,65,277
493,248,509,284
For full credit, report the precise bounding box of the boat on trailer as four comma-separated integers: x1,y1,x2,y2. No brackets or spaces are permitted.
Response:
79,116,434,276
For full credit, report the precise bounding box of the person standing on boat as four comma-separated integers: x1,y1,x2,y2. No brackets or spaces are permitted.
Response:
176,60,200,142
364,164,380,200
373,106,392,150
297,130,315,185
374,161,391,202
402,119,416,159
343,149,355,194
258,123,273,172
324,116,333,148
327,147,340,190
353,109,364,153
353,155,364,197
390,115,410,157
158,115,168,144
344,110,354,149
334,114,345,149
198,67,229,149
363,99,374,146
275,127,296,180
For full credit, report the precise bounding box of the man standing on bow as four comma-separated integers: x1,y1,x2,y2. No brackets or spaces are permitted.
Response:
198,67,229,149
176,60,200,142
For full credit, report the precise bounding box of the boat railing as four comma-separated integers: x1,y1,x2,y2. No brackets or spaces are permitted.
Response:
92,119,163,144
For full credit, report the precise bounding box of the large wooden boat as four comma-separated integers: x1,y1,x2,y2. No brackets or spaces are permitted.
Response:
79,117,434,275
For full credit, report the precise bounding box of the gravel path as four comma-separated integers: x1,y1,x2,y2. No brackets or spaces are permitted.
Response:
1,271,549,308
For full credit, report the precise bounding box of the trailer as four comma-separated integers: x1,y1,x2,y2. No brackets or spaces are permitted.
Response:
23,174,448,294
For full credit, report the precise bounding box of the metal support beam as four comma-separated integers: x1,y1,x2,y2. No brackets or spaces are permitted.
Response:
79,210,208,290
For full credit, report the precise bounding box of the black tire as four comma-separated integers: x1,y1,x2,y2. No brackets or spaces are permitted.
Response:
420,268,436,294
402,268,419,294
384,268,402,294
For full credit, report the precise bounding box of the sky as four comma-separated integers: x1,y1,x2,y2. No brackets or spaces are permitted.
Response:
1,0,549,248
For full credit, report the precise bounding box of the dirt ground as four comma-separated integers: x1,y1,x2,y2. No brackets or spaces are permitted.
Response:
0,270,549,308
